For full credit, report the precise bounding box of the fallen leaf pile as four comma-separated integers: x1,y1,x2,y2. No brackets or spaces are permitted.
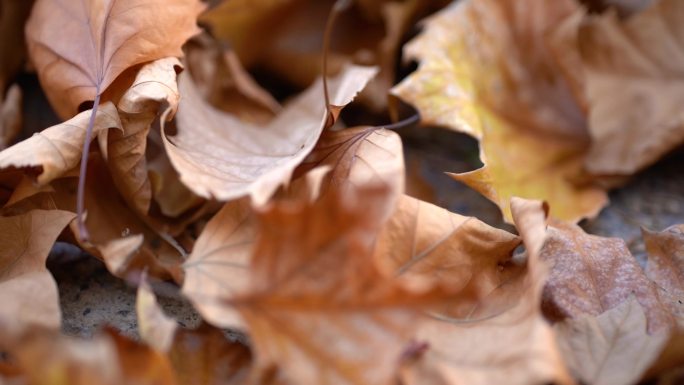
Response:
0,0,683,384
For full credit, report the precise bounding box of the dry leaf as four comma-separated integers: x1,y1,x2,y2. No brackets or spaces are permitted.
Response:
0,83,21,149
136,272,178,353
295,125,404,222
644,225,684,327
163,64,377,205
230,186,455,385
373,194,520,293
555,296,668,385
181,198,254,330
25,0,204,118
541,221,672,333
0,209,75,334
0,327,177,385
0,102,120,185
108,58,182,215
0,0,34,93
400,198,572,385
392,0,607,222
577,0,684,175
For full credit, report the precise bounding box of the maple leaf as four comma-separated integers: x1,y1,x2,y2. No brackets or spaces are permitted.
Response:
225,186,466,385
25,0,204,119
574,0,684,175
644,224,684,327
0,209,75,334
400,198,572,385
392,0,608,222
163,64,377,206
555,296,669,385
0,0,33,94
0,102,120,185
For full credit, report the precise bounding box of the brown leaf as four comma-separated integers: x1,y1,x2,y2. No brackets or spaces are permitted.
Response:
576,0,684,175
540,221,672,333
25,0,204,119
0,327,177,385
644,224,684,327
555,296,668,385
400,198,572,385
0,209,75,334
0,0,34,93
231,186,458,385
136,272,178,352
108,58,182,215
0,102,121,185
181,198,254,330
295,125,404,222
163,64,377,205
392,0,608,222
373,195,520,293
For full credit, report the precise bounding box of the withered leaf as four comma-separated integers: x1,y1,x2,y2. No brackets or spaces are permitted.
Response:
109,57,182,215
577,0,684,175
644,224,684,327
392,0,607,222
296,125,404,222
555,296,668,385
0,102,120,185
401,198,572,385
231,186,454,385
163,64,377,205
541,221,672,333
25,0,204,119
0,83,21,150
0,209,75,333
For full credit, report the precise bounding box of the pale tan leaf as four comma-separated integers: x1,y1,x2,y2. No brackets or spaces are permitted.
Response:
163,64,377,205
578,0,684,175
181,198,254,330
25,0,204,118
0,102,120,185
401,198,572,385
0,210,75,333
136,273,178,353
555,296,668,385
644,224,684,327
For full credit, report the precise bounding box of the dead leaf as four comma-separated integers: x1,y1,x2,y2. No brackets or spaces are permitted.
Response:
373,195,520,294
295,125,404,222
0,209,75,334
181,198,254,330
0,0,34,93
400,198,572,385
0,102,120,185
540,221,672,333
0,327,177,385
108,58,182,215
136,272,178,352
229,186,459,385
392,0,608,222
0,83,21,149
25,0,204,119
577,0,684,175
163,64,377,205
555,296,668,385
644,224,684,327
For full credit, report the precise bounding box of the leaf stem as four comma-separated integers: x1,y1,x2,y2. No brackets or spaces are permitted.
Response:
76,92,102,242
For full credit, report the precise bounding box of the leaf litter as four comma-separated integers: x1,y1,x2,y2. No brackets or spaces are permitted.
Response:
0,0,684,384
